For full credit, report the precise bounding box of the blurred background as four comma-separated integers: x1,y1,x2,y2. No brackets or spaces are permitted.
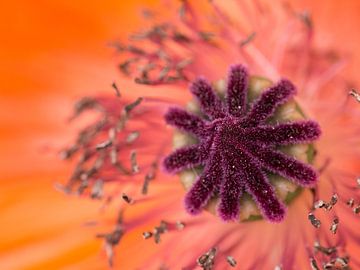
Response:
1,0,359,269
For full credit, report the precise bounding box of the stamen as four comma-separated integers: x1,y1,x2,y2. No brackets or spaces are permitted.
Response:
142,162,157,195
108,127,117,142
313,200,326,209
314,241,337,256
226,256,237,267
111,82,121,97
323,257,349,269
96,211,124,267
346,198,354,208
153,221,168,244
142,231,153,239
130,151,140,174
91,179,104,199
59,145,78,160
124,97,143,113
71,97,102,119
239,32,256,47
118,59,134,76
96,140,112,150
197,247,217,270
314,194,338,211
126,131,140,144
60,94,147,198
330,217,339,234
175,221,185,230
112,23,194,85
308,213,321,228
327,194,338,210
297,10,313,30
121,193,133,204
349,88,360,103
309,258,320,270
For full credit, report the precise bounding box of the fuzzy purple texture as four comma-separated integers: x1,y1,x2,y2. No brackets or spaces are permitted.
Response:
163,64,321,222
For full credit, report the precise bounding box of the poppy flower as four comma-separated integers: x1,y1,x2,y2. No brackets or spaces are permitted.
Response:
2,0,360,269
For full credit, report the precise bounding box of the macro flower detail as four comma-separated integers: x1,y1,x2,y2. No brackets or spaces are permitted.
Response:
26,1,360,269
164,64,321,222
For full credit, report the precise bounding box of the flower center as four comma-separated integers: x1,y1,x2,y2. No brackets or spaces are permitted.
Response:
164,65,320,222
